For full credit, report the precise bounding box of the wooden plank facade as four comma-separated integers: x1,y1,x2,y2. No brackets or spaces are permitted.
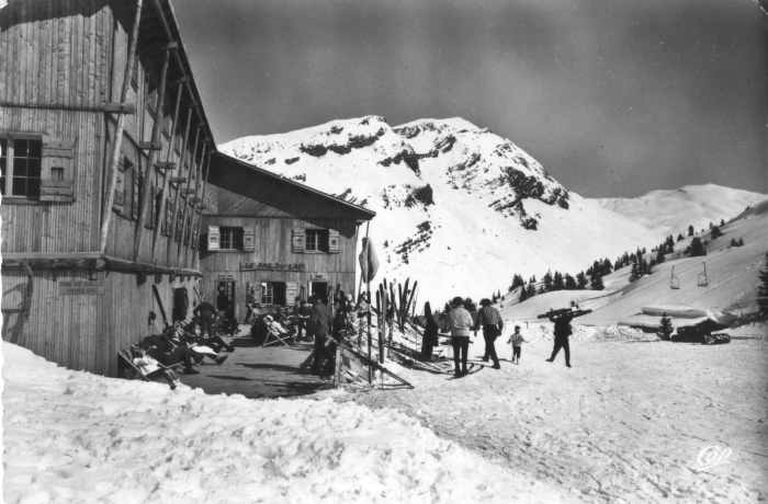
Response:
1,0,216,375
201,153,375,321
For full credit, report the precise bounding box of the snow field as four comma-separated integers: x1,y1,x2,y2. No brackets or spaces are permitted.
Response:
3,342,569,504
349,323,768,503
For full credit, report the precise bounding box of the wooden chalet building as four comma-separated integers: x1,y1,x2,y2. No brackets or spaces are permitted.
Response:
202,153,375,321
1,0,217,375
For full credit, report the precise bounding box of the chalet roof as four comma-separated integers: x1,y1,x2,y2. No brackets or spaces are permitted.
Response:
149,0,216,146
208,152,376,221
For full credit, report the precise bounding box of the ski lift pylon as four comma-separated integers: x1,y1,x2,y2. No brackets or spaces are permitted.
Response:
669,265,680,290
697,261,709,287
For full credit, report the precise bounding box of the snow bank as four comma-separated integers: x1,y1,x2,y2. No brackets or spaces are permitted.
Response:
3,342,569,504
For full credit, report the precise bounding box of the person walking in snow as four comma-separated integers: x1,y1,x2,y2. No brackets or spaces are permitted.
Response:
448,296,473,377
477,298,503,369
308,296,333,377
507,325,526,364
546,310,574,367
420,302,439,361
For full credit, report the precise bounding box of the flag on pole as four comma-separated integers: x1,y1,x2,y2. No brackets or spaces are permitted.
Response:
358,237,379,283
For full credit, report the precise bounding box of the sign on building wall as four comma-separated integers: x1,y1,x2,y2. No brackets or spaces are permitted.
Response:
59,280,105,296
240,262,306,272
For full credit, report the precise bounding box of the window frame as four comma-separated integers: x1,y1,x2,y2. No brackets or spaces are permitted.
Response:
218,226,244,251
0,135,43,201
304,228,330,253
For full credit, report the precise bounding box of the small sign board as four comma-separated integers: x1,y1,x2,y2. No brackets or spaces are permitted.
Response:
240,262,306,272
59,280,104,296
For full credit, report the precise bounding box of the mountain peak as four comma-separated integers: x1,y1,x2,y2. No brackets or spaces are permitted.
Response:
219,116,664,301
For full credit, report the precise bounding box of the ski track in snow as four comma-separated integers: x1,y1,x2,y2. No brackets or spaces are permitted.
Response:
343,326,768,503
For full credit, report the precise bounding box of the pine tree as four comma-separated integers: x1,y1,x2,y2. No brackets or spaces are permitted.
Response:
565,274,577,290
590,273,604,290
711,225,723,239
543,271,553,291
576,271,588,289
658,314,673,340
677,233,684,242
688,237,706,257
688,225,694,237
553,271,564,290
758,252,768,318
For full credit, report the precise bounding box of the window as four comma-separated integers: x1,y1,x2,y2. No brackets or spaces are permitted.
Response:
260,282,287,306
0,137,42,199
305,229,329,252
219,226,244,250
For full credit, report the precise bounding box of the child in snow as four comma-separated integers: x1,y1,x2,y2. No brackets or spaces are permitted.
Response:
507,325,526,364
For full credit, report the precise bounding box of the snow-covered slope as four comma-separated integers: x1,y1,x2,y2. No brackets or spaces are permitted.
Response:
501,197,768,325
221,116,658,303
597,184,766,238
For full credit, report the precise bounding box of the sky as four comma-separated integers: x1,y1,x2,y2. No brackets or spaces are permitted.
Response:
175,0,767,198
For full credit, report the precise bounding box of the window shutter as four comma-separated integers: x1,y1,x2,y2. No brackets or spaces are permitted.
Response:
243,227,256,251
291,227,305,253
40,138,75,202
286,282,298,306
328,229,341,253
113,170,125,211
131,172,141,220
207,225,220,251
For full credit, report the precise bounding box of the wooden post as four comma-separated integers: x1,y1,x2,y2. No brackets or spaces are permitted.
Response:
134,45,172,261
364,222,373,384
166,108,193,264
183,137,205,267
189,146,212,271
151,80,184,258
99,0,144,255
187,148,211,269
175,134,203,262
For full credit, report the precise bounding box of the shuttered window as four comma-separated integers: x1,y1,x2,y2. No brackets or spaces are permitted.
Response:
305,229,329,252
0,137,42,199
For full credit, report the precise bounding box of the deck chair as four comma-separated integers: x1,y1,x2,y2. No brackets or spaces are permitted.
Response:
118,346,181,390
262,317,293,347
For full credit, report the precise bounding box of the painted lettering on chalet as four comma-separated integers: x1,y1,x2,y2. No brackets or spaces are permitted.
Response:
240,262,306,272
58,280,105,296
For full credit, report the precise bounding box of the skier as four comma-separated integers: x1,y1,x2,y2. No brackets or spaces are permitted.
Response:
546,310,574,367
477,298,503,369
448,296,473,377
507,325,526,364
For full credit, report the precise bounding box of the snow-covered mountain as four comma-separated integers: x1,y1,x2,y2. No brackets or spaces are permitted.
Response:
219,116,758,303
597,184,766,238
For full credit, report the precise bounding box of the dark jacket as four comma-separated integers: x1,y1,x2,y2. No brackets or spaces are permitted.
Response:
308,302,331,338
477,306,503,332
552,313,574,339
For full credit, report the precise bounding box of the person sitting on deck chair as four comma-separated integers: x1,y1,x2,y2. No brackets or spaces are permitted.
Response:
171,322,228,365
139,329,198,375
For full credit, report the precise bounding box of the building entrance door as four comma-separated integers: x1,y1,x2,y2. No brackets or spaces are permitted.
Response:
216,280,236,320
310,281,328,302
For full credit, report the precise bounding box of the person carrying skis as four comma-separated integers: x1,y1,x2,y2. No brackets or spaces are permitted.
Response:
546,310,574,367
477,298,503,369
